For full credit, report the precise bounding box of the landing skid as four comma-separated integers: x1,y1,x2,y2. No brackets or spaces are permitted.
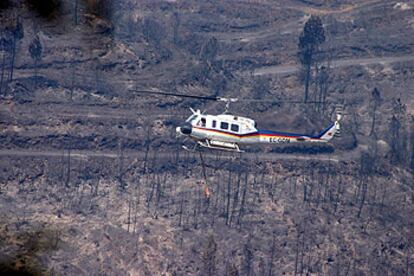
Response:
198,140,244,153
182,145,198,152
182,141,244,153
182,139,244,153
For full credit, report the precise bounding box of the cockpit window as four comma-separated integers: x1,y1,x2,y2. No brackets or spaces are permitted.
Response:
200,117,206,127
186,114,197,123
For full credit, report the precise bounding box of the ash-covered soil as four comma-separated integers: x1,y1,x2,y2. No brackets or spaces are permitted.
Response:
0,152,413,275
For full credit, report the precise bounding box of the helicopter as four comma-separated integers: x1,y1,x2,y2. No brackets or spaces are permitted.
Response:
134,90,342,152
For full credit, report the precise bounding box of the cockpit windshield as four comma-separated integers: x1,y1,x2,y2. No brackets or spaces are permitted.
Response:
185,114,198,123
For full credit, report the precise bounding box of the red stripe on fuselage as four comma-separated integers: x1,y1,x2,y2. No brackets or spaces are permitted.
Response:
192,126,317,139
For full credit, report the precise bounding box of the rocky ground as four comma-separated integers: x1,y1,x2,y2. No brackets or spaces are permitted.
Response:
0,0,413,275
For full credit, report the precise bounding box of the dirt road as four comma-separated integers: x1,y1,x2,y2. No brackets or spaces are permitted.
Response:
249,54,414,76
0,148,357,163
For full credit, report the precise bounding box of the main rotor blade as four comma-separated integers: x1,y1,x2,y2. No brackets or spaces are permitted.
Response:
132,90,218,101
237,99,326,104
131,89,326,104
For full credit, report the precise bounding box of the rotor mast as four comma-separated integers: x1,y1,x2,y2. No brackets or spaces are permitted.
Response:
217,97,238,113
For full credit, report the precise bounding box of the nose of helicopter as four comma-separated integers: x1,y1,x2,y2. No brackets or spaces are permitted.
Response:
176,124,192,135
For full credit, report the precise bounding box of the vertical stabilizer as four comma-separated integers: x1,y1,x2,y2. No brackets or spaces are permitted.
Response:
318,114,342,141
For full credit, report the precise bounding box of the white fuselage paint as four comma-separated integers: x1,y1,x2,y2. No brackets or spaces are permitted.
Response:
177,111,341,149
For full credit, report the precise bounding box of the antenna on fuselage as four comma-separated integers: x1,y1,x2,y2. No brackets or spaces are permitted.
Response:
217,97,238,114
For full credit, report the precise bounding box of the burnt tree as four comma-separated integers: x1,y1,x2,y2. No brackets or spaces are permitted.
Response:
243,235,254,276
388,99,407,165
369,87,382,136
8,19,24,83
199,36,218,67
202,234,218,276
298,16,325,103
0,35,11,95
29,35,42,79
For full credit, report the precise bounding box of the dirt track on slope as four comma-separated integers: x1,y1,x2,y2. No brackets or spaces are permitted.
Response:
0,147,359,163
249,55,414,76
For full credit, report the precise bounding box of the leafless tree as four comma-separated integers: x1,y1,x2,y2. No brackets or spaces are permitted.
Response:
29,35,42,79
316,65,329,114
410,116,414,171
65,148,71,187
389,115,403,165
202,234,218,276
172,12,180,45
237,172,249,227
117,137,125,189
268,232,277,276
72,0,78,24
298,16,326,103
357,152,373,218
8,19,24,83
225,169,232,225
243,235,254,276
199,36,218,67
0,33,12,94
369,88,382,136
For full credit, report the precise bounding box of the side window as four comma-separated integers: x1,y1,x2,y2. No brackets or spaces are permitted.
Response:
200,117,206,127
220,122,229,130
231,124,239,132
212,120,216,128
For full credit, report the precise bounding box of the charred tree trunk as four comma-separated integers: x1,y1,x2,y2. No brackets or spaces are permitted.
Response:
268,233,277,276
237,172,248,227
8,35,15,82
304,62,311,103
65,148,71,187
226,170,232,226
0,51,6,95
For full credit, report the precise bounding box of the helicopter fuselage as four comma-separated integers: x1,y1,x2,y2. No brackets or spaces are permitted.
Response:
176,110,341,151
